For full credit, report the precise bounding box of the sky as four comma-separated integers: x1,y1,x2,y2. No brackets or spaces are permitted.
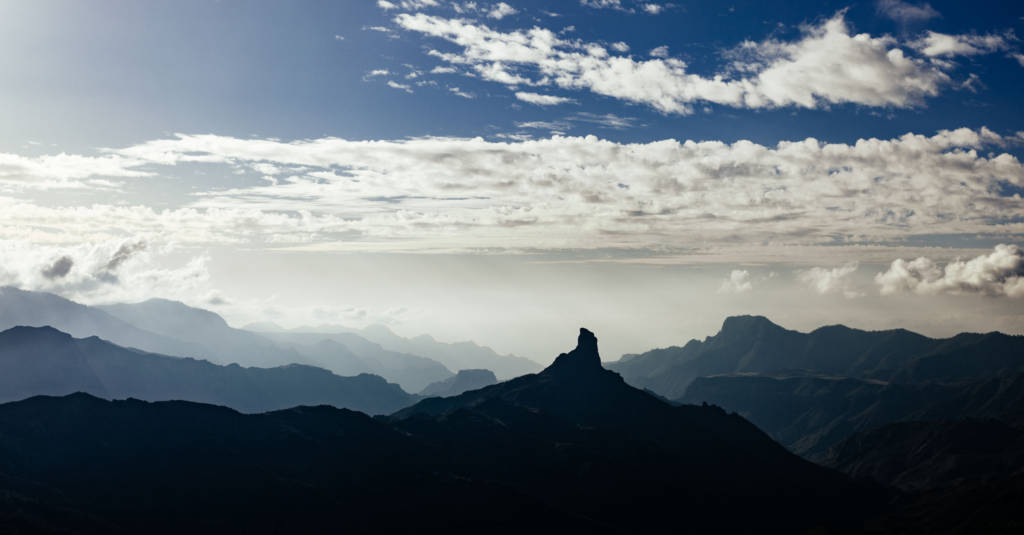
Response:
1,0,1023,362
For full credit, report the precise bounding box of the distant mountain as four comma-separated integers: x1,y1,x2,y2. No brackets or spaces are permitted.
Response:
0,286,202,359
0,328,882,533
610,315,1024,399
0,288,453,392
98,299,314,369
344,324,541,380
419,368,497,397
0,326,416,414
261,331,453,393
680,373,1024,459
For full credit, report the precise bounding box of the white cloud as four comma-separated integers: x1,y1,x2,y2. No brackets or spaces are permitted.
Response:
334,34,345,41
487,2,517,19
1014,53,1024,67
394,12,954,113
431,65,458,73
0,152,151,189
610,41,630,53
875,244,1024,298
0,239,215,305
718,269,753,293
378,1,398,9
448,86,475,98
1,127,1019,257
379,0,439,10
649,45,669,58
643,4,664,15
367,69,390,77
581,0,624,9
875,0,940,24
387,80,414,93
799,263,862,298
910,31,1011,57
515,91,575,105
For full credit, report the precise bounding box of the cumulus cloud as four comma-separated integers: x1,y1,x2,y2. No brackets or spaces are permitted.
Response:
649,45,669,58
718,269,753,293
487,2,517,19
642,4,664,15
2,127,1020,257
394,11,955,113
799,263,862,298
875,244,1024,297
0,240,213,305
875,0,940,24
41,256,74,280
910,31,1012,57
387,80,414,93
515,91,575,105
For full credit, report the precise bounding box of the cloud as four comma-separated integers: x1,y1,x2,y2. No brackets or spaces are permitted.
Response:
515,91,576,105
718,269,753,293
649,45,669,58
610,41,630,52
431,65,458,73
1,127,1019,257
910,31,1012,57
387,80,414,93
1014,53,1024,67
487,2,517,19
0,240,214,305
394,11,955,113
448,86,475,98
799,263,861,298
42,256,74,280
875,244,1024,297
0,152,151,189
875,0,940,24
642,4,664,15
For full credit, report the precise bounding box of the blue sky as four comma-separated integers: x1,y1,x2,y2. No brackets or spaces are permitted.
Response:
1,0,1023,360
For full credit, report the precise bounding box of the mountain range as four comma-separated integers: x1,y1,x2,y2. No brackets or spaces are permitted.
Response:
610,315,1024,400
0,287,535,393
0,328,880,533
0,325,415,414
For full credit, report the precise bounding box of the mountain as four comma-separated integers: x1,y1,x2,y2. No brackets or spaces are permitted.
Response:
261,331,453,393
824,418,1024,492
419,368,497,397
355,324,542,380
390,328,880,532
0,286,202,359
0,326,416,414
680,373,1024,459
0,393,592,534
0,328,882,533
610,315,1024,399
97,299,314,368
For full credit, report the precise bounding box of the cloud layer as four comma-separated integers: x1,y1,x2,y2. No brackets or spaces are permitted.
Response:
388,10,985,113
0,127,1020,257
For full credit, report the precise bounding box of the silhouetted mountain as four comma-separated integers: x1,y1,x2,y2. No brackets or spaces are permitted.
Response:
391,328,880,532
611,315,1024,399
0,286,202,359
98,299,313,368
0,328,883,533
680,373,1024,460
0,326,416,414
0,393,594,534
262,331,453,393
356,324,541,379
824,419,1024,492
419,368,497,397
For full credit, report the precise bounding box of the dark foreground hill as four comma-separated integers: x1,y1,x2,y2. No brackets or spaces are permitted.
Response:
0,326,416,414
680,372,1024,459
0,328,881,534
610,315,1024,399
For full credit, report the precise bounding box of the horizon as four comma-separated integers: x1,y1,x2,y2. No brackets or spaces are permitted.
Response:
2,0,1023,362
